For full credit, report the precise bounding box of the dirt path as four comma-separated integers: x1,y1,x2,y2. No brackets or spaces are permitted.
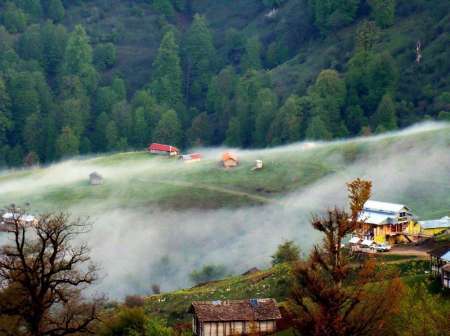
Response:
143,178,282,205
385,246,429,258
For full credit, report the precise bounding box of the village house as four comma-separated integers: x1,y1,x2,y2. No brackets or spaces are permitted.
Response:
189,299,282,336
358,200,419,244
89,171,103,185
0,212,36,232
180,153,203,163
428,246,450,276
419,216,450,236
148,143,180,156
428,246,450,288
222,152,239,168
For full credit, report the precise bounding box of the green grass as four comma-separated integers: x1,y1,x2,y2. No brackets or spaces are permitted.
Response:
142,258,435,326
0,124,449,215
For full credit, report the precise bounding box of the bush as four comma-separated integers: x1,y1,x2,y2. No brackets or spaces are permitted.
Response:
189,264,227,285
2,4,27,33
124,295,145,308
271,241,300,265
94,43,117,70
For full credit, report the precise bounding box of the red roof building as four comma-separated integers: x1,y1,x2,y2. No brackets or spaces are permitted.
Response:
148,143,180,156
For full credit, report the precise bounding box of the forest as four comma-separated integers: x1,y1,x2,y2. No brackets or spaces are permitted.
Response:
0,0,449,167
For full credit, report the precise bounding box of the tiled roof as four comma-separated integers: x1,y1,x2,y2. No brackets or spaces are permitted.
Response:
190,299,281,322
428,246,450,258
419,216,450,229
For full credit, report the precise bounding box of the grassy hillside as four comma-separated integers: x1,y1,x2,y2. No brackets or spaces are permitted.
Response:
0,123,449,216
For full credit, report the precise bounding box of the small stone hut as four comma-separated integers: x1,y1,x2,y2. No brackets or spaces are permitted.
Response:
189,298,281,336
89,172,103,185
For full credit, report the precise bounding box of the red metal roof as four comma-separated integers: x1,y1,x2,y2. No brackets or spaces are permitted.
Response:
148,143,180,153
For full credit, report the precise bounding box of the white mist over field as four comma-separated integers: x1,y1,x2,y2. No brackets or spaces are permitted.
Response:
1,122,449,299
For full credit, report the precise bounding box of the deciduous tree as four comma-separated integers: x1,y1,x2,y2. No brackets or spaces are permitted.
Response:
0,207,100,335
290,178,405,336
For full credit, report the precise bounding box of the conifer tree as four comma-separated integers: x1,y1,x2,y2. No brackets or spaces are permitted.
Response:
373,94,397,131
369,0,396,28
152,109,182,147
105,120,119,150
269,95,303,145
241,37,262,72
56,126,79,158
253,88,277,147
151,31,183,109
187,112,211,146
63,25,93,75
184,14,216,107
225,116,242,147
305,115,332,140
47,0,65,22
0,78,12,145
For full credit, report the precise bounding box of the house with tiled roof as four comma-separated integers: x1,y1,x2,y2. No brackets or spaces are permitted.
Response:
189,298,281,336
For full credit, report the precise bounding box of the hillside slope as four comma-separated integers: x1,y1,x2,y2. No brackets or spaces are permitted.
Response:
0,123,449,298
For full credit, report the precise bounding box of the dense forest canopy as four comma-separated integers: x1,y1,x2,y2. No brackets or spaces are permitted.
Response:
0,0,449,167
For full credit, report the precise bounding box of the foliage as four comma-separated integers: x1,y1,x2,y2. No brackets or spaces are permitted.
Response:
94,43,117,71
0,207,99,335
152,109,182,147
369,0,396,28
271,240,300,265
189,264,227,285
289,179,406,336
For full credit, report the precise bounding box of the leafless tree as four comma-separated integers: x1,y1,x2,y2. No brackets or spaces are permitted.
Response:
0,206,101,336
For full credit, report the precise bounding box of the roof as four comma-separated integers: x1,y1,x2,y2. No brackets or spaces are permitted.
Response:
222,152,238,162
442,264,450,272
181,153,202,160
419,216,450,229
428,246,450,258
358,211,393,225
363,200,409,214
2,213,35,223
441,251,450,262
349,237,361,244
90,171,102,178
361,239,374,246
148,143,180,153
189,299,281,322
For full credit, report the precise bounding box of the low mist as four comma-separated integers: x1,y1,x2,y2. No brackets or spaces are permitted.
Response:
1,122,449,299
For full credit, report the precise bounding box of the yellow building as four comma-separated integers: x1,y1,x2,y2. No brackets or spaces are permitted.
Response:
419,216,450,236
358,200,417,244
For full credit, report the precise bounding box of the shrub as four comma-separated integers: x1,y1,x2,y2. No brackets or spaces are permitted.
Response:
124,295,145,308
189,264,227,285
271,240,300,265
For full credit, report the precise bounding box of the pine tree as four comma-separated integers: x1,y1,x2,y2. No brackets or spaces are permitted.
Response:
0,78,12,145
47,0,65,22
369,0,396,28
40,22,68,75
241,37,262,72
253,88,277,147
152,109,182,147
56,127,79,158
310,69,347,136
225,116,242,147
187,112,211,146
151,31,183,109
63,25,93,75
133,107,150,147
93,112,110,152
23,112,44,158
105,120,119,150
305,115,332,140
184,14,216,108
373,94,397,130
269,95,303,145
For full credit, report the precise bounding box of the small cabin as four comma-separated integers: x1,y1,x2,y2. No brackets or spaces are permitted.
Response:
189,299,281,336
251,160,263,171
181,153,203,163
148,143,180,156
89,172,103,185
428,247,450,277
222,152,238,168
